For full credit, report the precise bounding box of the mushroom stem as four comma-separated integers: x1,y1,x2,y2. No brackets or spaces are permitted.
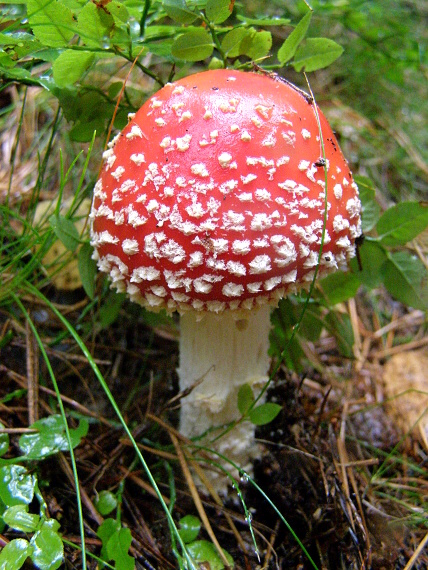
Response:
177,304,272,490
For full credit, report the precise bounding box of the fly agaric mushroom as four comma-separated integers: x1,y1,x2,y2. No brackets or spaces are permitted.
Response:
90,69,361,490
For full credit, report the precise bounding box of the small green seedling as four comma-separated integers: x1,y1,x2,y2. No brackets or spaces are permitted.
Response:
178,515,234,570
95,484,134,570
237,384,282,426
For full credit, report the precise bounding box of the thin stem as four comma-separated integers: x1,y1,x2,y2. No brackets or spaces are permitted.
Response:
139,0,152,38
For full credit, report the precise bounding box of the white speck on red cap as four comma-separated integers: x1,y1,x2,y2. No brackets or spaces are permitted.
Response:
218,152,233,168
281,130,296,145
190,163,209,177
122,239,139,255
126,125,143,139
249,255,272,274
176,134,192,151
130,153,146,166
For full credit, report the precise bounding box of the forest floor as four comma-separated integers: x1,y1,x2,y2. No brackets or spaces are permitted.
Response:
1,284,427,569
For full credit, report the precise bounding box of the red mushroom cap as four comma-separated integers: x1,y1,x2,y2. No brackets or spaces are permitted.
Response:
90,69,361,314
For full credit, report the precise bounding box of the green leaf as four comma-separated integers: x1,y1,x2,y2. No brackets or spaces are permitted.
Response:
69,119,102,143
220,27,250,58
296,306,323,342
351,239,388,289
76,0,115,47
3,505,40,533
0,31,44,59
97,291,125,329
0,423,9,457
178,515,201,544
236,15,291,26
0,538,31,570
0,500,5,533
163,0,198,25
52,50,94,87
249,403,282,426
95,490,117,516
0,465,36,507
49,214,80,252
0,390,26,405
42,518,60,533
319,271,360,305
186,540,234,570
277,10,312,65
26,0,75,47
97,518,120,561
108,1,129,24
244,29,272,60
293,38,344,72
29,525,63,570
205,0,231,24
381,252,428,310
96,518,115,557
78,242,97,299
270,299,306,372
376,202,428,246
171,29,213,61
0,66,33,81
106,527,134,570
19,415,88,459
237,384,254,416
324,311,354,359
354,175,381,232
209,57,223,70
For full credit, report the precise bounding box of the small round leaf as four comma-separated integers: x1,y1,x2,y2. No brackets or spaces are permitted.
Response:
171,29,214,62
95,490,118,516
30,526,64,570
249,403,282,426
3,505,40,533
186,540,234,570
0,538,32,570
237,384,254,416
178,515,201,544
0,465,36,507
206,0,231,24
0,422,9,457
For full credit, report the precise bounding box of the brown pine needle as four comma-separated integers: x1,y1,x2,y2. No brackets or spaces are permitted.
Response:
403,531,428,570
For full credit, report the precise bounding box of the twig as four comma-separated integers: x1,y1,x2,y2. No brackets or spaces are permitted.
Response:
0,428,38,434
371,310,425,339
403,531,428,570
26,317,39,424
261,519,279,570
372,336,428,359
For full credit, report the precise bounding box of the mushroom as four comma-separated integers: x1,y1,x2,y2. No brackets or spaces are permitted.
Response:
90,69,361,491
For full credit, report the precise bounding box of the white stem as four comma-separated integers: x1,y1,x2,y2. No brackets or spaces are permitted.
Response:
177,304,271,490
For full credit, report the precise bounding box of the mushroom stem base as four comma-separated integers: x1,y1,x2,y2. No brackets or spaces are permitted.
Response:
177,305,272,491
